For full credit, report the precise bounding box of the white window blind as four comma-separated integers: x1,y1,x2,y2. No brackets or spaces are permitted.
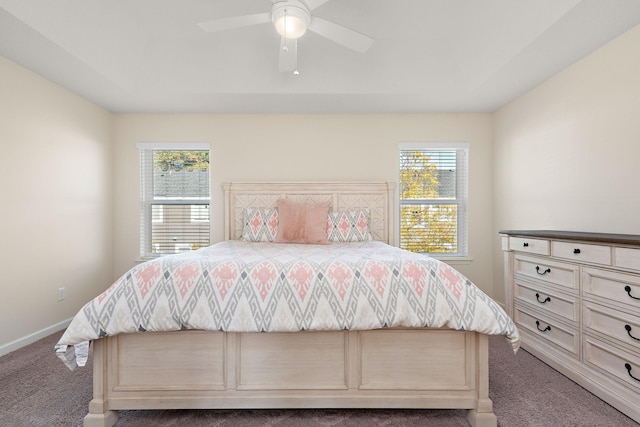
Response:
138,143,210,258
398,143,468,257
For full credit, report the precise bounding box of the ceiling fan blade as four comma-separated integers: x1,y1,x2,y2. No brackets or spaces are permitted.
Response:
304,0,332,10
198,13,271,33
308,17,373,53
279,37,298,72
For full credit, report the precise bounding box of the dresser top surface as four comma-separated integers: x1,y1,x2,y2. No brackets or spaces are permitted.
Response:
499,230,640,246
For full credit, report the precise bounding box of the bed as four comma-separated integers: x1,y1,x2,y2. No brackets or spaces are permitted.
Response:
55,181,519,427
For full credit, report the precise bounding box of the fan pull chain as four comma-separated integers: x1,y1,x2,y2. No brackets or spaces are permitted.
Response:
294,26,299,76
281,8,299,75
282,9,288,51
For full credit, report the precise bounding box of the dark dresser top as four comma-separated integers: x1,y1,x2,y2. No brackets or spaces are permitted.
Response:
499,230,640,246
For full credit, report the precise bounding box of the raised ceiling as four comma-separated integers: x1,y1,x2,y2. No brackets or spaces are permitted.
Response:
1,0,639,114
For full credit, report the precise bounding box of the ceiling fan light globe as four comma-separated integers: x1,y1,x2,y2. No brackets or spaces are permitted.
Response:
275,15,307,38
272,3,311,39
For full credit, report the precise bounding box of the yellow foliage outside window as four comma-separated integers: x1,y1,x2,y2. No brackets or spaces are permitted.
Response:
400,151,458,254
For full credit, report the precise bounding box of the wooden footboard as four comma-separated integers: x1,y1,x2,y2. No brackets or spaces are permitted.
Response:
83,328,496,427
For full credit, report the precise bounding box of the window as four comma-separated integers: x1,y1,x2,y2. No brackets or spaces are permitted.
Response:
398,142,468,257
190,205,209,223
138,142,210,257
152,205,163,223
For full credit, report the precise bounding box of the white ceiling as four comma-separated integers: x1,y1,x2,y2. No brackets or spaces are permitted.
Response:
1,0,639,114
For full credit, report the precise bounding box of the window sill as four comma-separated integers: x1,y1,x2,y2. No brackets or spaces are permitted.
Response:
430,256,473,266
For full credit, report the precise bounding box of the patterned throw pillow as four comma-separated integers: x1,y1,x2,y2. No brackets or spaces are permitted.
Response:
241,208,279,242
327,209,372,242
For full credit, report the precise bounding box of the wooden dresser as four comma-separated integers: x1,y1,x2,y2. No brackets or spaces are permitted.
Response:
501,230,640,423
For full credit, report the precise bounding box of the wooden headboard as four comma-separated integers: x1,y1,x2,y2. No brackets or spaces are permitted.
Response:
223,181,396,244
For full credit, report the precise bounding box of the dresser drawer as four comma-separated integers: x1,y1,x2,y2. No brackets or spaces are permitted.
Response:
551,241,611,265
514,306,579,355
584,302,640,351
584,336,640,392
615,247,640,272
509,237,549,255
582,267,640,310
514,282,578,322
514,254,579,291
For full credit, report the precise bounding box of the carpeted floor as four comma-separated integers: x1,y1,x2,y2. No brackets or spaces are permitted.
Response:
0,332,637,427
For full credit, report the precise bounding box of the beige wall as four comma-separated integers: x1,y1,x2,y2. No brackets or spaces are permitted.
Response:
0,56,113,353
113,114,497,295
493,25,640,302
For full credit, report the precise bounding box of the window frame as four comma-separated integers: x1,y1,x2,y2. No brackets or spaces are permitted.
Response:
137,142,211,259
397,142,469,259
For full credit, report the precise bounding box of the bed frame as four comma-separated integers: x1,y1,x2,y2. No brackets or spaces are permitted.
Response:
84,181,497,427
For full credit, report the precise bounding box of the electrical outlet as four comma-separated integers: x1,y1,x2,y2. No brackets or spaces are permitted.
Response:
57,287,65,301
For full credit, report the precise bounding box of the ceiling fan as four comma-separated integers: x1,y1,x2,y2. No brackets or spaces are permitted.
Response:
198,0,374,74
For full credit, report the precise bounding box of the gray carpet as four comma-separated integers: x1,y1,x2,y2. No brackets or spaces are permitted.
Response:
0,331,637,427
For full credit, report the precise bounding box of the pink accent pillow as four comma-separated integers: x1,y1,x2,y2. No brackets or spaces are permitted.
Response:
274,199,331,244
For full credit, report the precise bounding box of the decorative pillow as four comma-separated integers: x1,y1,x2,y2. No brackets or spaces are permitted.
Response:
274,199,331,244
327,209,373,242
240,208,279,242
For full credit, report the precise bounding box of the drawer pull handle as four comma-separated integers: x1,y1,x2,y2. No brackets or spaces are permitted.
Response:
535,293,551,304
625,325,640,341
625,363,640,382
523,242,529,247
573,248,581,254
625,285,640,300
535,266,551,275
535,320,551,333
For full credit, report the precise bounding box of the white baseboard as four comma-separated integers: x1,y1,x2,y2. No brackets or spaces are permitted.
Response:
0,318,72,357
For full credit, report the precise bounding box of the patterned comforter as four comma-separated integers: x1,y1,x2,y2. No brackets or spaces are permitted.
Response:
55,240,520,369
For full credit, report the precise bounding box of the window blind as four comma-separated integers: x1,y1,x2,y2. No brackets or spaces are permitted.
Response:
398,143,468,257
138,143,210,257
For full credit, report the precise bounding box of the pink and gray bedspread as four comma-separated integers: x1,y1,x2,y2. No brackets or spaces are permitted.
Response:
55,240,520,369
